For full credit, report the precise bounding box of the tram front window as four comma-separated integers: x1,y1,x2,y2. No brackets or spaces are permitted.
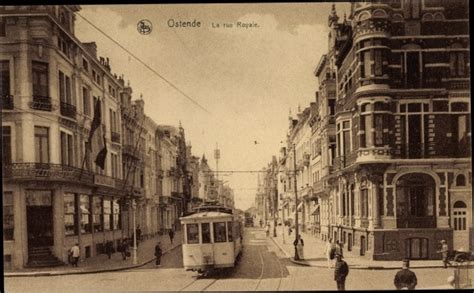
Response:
186,224,199,244
227,222,233,242
202,223,211,243
214,222,227,243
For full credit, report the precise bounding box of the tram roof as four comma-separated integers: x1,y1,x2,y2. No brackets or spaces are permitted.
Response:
180,211,234,221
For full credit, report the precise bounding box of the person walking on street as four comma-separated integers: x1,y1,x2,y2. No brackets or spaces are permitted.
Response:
168,229,175,244
155,242,163,266
105,240,114,259
121,238,129,260
293,234,305,260
136,225,142,242
335,240,344,257
394,259,417,290
70,243,80,267
334,254,349,291
325,238,336,268
437,240,451,268
266,224,270,237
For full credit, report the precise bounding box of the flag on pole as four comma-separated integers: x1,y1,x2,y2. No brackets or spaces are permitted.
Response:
88,98,107,169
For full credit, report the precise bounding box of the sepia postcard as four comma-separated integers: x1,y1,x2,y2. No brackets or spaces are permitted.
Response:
2,1,472,291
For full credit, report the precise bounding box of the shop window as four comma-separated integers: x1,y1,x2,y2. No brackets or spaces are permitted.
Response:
112,199,121,230
64,193,77,236
103,199,111,231
213,222,227,243
186,223,199,244
3,192,14,240
80,195,92,233
93,197,103,232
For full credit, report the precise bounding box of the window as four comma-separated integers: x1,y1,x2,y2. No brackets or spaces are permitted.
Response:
111,153,119,178
433,101,448,112
82,87,90,116
103,199,111,230
64,193,77,236
2,126,11,165
0,60,10,96
374,50,383,76
3,192,14,240
453,201,467,231
82,58,89,72
32,61,49,96
93,197,103,232
112,199,121,230
201,223,211,243
337,121,351,166
35,126,49,163
360,188,368,218
450,52,466,77
405,52,421,88
456,174,466,186
0,17,5,37
58,36,69,58
186,223,199,244
60,131,74,166
80,195,91,233
374,114,384,146
227,222,233,242
213,222,227,243
363,51,371,78
59,70,72,104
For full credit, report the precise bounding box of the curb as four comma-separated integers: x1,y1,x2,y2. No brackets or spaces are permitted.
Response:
5,243,182,278
270,236,447,270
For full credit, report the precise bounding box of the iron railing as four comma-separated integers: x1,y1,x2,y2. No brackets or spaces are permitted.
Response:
60,101,76,119
1,94,14,110
30,95,52,111
3,163,94,184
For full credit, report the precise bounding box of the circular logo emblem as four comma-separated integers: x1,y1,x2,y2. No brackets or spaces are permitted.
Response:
137,19,152,35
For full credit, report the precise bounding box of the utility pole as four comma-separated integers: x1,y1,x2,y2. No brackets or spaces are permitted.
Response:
293,144,300,260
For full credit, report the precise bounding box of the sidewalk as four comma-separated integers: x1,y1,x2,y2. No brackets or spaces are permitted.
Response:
270,225,451,270
5,232,182,277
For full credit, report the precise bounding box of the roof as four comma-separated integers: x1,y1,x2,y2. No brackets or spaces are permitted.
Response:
180,211,233,221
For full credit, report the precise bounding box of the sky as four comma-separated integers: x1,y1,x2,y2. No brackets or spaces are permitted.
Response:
74,3,351,211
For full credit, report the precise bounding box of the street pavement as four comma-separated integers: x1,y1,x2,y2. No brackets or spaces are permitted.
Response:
271,224,464,269
5,232,182,277
4,228,469,291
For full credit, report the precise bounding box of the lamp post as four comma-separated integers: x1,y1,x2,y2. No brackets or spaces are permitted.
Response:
132,198,138,265
273,186,277,237
292,144,300,261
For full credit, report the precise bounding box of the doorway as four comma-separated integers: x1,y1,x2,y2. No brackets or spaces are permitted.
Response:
26,190,53,248
405,238,429,259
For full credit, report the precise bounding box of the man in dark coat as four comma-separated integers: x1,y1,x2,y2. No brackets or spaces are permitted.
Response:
334,254,349,291
105,240,114,259
394,259,417,290
168,229,175,244
155,241,163,266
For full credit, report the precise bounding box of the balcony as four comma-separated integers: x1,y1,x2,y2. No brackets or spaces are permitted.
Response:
60,101,76,119
3,163,93,184
30,95,53,111
111,131,120,144
1,94,14,110
122,144,139,159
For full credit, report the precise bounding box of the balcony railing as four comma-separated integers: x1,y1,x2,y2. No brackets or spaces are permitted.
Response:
3,163,94,184
30,95,52,111
111,131,120,143
1,94,14,110
60,101,76,119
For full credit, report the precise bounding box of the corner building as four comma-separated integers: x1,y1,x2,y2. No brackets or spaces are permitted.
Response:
323,1,470,260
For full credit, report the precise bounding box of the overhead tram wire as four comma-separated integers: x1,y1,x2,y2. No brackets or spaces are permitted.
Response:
69,8,211,115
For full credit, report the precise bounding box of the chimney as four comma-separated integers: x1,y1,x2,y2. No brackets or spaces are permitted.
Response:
83,42,97,58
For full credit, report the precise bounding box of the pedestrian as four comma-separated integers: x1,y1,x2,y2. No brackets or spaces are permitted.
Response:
266,224,270,237
70,243,80,267
394,259,417,290
105,240,114,259
155,241,163,266
121,238,129,260
437,240,451,268
288,225,293,236
168,229,175,244
136,225,142,242
325,238,336,268
334,254,349,291
293,234,305,260
335,240,344,257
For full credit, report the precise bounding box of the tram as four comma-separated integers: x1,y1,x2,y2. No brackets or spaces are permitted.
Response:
180,204,243,272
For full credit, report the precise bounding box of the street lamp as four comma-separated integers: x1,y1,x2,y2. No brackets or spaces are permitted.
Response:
292,144,300,261
132,198,138,265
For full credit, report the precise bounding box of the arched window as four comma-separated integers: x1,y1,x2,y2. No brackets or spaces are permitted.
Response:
453,201,467,231
372,9,388,18
456,174,466,186
422,13,434,21
396,173,436,228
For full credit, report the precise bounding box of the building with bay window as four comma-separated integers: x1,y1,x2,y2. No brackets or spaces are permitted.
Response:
319,0,471,260
1,5,131,270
